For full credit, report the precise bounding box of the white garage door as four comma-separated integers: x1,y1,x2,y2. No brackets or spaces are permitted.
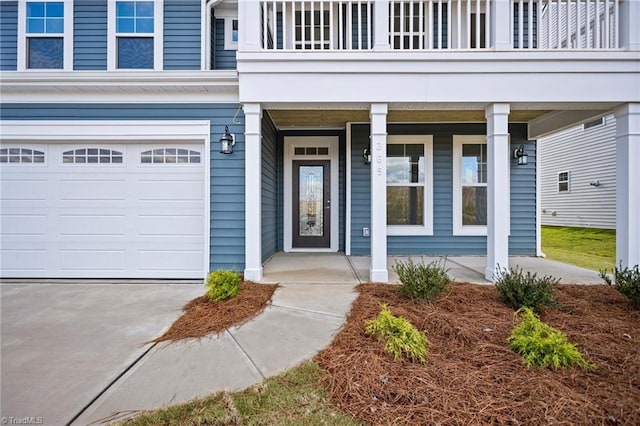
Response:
0,143,206,279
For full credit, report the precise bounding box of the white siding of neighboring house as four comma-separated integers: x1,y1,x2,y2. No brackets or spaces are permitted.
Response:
539,115,616,229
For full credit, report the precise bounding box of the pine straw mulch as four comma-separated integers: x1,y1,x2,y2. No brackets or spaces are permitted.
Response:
315,283,640,425
152,281,278,342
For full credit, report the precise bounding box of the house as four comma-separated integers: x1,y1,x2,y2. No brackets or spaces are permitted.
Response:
539,114,616,229
0,0,638,282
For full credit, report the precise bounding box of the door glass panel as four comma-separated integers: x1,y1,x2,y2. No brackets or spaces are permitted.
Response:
298,166,324,237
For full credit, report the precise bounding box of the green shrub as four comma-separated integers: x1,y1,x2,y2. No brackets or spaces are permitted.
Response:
206,270,241,302
393,258,451,301
600,263,640,307
494,266,559,313
364,303,429,364
508,307,595,370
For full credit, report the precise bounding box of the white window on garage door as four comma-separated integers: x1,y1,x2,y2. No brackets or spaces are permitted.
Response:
140,148,201,164
62,148,124,164
0,147,46,164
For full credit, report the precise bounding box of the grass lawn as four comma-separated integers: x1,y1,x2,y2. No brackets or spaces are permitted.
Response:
120,362,359,425
541,225,616,271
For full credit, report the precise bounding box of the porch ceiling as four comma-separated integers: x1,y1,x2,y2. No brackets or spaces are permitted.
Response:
267,109,550,128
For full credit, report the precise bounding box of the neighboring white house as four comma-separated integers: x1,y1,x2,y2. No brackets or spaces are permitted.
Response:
539,115,616,229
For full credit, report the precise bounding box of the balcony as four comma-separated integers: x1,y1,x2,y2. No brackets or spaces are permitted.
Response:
246,0,631,52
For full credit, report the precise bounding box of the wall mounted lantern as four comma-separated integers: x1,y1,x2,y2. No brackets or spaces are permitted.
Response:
363,147,372,164
219,125,235,154
512,144,528,166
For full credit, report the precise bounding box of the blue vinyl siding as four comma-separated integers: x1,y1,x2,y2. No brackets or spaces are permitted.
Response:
0,103,246,271
164,0,200,70
74,0,108,70
262,112,279,261
213,18,236,70
0,1,18,70
350,123,536,256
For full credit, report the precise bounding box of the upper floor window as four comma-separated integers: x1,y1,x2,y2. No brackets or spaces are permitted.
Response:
18,0,72,70
386,135,434,236
108,0,163,70
453,135,487,236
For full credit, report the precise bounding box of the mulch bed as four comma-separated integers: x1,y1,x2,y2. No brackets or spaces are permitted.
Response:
153,281,278,342
315,283,640,425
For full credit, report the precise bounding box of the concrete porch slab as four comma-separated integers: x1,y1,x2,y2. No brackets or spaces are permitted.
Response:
262,252,359,284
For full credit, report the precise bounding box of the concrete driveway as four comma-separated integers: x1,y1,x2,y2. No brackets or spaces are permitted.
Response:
0,282,203,425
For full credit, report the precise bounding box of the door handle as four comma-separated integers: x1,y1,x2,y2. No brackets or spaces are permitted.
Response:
325,199,331,210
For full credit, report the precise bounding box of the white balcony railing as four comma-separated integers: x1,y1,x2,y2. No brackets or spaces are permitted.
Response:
255,0,624,51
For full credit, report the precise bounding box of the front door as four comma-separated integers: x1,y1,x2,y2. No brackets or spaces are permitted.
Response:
292,160,331,248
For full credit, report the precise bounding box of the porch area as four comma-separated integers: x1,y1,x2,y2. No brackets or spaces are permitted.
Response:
261,252,603,284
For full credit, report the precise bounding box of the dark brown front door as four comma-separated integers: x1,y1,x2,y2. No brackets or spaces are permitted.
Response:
292,160,331,248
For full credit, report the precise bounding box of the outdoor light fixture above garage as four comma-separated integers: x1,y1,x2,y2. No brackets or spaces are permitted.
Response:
219,125,235,154
513,144,528,165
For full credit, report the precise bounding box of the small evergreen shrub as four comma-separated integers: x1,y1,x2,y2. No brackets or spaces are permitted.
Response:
393,258,451,301
494,266,559,313
508,307,595,370
206,270,241,302
600,263,640,307
364,303,429,364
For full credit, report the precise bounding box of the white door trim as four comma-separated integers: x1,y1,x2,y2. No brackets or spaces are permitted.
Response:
1,120,211,279
283,136,339,252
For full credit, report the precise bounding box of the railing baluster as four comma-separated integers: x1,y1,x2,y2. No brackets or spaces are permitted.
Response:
357,1,362,49
419,0,424,49
409,0,414,49
367,1,372,49
437,0,442,49
595,0,600,48
475,0,480,49
428,0,433,49
613,0,618,48
528,0,533,49
447,0,451,50
484,0,490,49
604,0,609,49
456,0,460,48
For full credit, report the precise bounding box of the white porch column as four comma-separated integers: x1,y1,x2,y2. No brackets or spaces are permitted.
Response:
370,103,388,282
373,0,391,50
238,0,262,51
491,0,512,50
485,103,511,281
244,103,263,281
614,103,640,269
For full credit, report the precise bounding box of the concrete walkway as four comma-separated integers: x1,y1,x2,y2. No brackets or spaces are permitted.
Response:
1,253,601,425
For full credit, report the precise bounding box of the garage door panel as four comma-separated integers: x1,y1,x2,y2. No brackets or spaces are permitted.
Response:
138,215,202,236
1,214,48,236
138,180,203,201
59,249,126,271
138,250,203,271
0,249,47,271
58,215,126,236
60,180,127,201
1,180,48,200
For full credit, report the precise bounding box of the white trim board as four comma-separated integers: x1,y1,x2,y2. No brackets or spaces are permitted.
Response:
283,136,340,252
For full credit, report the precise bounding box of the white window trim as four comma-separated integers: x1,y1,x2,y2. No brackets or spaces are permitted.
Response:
453,135,487,236
386,135,433,236
107,0,164,71
214,7,238,51
17,0,73,71
558,170,570,193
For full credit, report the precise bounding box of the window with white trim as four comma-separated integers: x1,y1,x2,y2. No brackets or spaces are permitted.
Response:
453,135,487,236
558,171,570,192
140,148,201,164
18,0,72,70
386,135,433,236
62,148,123,164
0,147,45,164
108,0,163,70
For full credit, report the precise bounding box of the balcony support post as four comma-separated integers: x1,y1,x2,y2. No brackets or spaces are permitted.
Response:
491,0,512,50
374,0,391,50
244,103,263,282
370,103,389,282
485,103,511,282
620,0,640,50
238,0,262,50
614,103,640,269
